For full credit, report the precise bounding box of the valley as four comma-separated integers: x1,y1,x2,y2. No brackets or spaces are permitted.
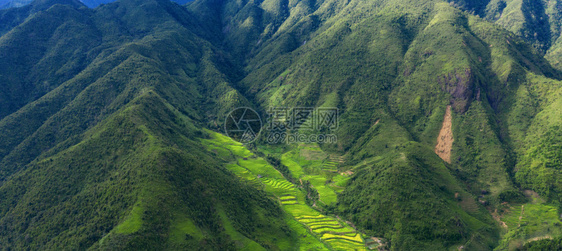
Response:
202,131,371,250
0,0,562,249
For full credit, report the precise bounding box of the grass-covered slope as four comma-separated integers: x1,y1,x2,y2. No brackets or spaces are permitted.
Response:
338,142,498,250
0,0,294,249
0,92,296,250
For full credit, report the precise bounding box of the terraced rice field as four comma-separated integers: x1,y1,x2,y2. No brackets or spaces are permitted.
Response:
280,147,348,205
279,194,298,205
323,158,339,171
253,164,364,249
202,131,367,250
262,178,295,190
328,154,345,163
325,155,345,171
288,206,365,250
307,176,338,205
329,175,349,193
224,163,262,188
323,161,338,171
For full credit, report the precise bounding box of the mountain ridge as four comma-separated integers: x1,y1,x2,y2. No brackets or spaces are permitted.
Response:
0,0,192,9
0,0,561,249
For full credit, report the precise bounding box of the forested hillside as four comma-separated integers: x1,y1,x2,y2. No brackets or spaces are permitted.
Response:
0,0,561,250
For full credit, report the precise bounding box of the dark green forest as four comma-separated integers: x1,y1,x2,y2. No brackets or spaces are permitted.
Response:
0,0,562,250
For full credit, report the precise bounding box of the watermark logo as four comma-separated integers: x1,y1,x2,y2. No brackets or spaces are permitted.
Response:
266,131,338,144
224,107,262,144
267,107,338,131
225,107,338,144
266,107,338,144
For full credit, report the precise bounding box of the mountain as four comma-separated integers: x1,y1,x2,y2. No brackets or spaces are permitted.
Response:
0,0,271,249
0,0,30,8
443,0,562,70
0,0,192,9
219,0,562,248
0,0,561,250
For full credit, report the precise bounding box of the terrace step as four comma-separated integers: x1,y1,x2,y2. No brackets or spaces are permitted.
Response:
323,236,364,244
308,222,341,226
280,198,297,202
309,224,344,230
302,219,339,224
281,202,299,205
295,215,326,220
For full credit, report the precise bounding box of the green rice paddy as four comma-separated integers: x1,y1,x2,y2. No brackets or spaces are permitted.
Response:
496,197,562,249
201,131,367,250
280,144,351,205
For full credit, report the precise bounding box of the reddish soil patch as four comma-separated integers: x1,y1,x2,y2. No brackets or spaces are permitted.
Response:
435,106,454,163
340,170,354,176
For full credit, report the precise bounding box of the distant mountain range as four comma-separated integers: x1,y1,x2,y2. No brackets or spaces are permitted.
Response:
0,0,191,8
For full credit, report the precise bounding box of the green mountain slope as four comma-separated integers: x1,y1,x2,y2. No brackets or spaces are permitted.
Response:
0,0,95,120
445,0,562,70
339,142,498,250
0,91,298,250
1,0,562,250
0,0,286,249
210,0,562,248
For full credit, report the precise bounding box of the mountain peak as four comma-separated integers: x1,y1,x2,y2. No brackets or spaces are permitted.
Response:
0,0,84,10
1,0,191,9
30,0,84,9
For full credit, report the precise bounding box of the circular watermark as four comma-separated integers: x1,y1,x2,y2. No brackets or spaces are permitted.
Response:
224,107,262,144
